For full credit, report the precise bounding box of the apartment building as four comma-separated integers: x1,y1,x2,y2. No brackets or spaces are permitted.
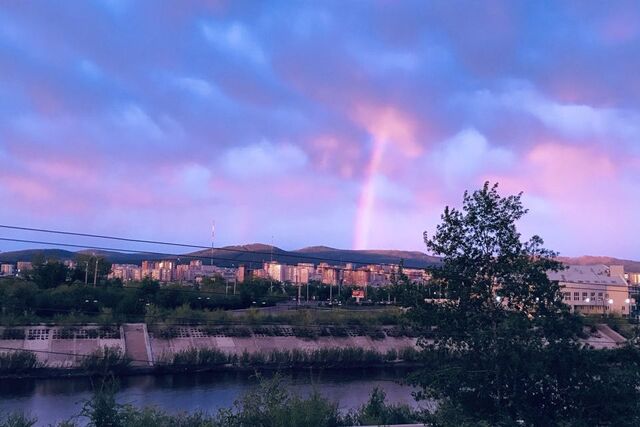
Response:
549,265,630,315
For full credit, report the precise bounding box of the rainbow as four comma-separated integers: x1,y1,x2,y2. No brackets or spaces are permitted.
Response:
353,138,387,249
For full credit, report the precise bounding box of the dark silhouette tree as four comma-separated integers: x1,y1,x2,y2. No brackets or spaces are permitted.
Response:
412,182,640,426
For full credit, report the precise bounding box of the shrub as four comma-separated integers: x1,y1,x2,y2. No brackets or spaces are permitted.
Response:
384,349,398,362
343,387,422,426
79,346,130,375
0,351,42,374
172,348,229,367
398,346,420,362
0,412,37,427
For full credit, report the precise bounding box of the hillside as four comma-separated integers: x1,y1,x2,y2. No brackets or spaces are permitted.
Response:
294,246,440,268
0,249,76,263
559,256,640,273
1,246,638,272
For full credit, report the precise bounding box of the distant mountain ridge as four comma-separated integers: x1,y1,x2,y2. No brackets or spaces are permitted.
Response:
1,247,638,272
0,244,439,269
558,256,640,274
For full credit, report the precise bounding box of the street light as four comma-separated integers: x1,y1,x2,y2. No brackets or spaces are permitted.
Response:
495,296,502,302
608,299,614,305
585,297,591,303
625,298,631,304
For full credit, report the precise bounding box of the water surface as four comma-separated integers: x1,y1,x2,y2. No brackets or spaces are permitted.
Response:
0,369,425,425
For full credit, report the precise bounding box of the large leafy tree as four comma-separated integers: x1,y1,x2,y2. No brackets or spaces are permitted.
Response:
412,182,640,426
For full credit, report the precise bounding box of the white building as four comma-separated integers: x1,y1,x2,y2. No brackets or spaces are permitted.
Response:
549,265,630,315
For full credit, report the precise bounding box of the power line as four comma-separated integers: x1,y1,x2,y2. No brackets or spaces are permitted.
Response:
0,237,429,282
0,224,434,269
0,237,258,265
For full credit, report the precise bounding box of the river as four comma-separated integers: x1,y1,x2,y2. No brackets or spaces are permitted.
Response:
0,369,427,425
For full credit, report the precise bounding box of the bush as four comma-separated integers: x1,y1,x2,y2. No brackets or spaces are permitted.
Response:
0,412,37,427
172,348,230,367
79,346,130,375
0,351,42,374
343,387,423,426
384,349,398,362
398,346,420,362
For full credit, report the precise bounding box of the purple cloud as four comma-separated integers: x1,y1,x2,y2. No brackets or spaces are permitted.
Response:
1,1,639,258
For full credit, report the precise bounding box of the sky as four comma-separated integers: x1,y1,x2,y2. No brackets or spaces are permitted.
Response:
1,0,640,259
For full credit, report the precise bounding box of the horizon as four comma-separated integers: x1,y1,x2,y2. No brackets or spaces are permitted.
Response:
2,2,640,258
1,240,640,265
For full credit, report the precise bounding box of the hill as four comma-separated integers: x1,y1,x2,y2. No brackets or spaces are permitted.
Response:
1,246,638,272
0,249,76,263
559,256,640,273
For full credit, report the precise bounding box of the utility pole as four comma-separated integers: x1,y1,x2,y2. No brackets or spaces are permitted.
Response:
269,235,274,294
211,221,215,267
84,260,89,285
329,280,333,303
93,257,99,287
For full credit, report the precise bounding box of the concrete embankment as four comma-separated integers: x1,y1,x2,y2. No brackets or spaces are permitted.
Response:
0,324,418,370
0,323,624,376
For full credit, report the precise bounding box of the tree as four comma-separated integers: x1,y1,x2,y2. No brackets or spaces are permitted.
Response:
30,260,69,289
412,182,640,426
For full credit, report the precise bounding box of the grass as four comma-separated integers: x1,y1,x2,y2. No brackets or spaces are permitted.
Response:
163,346,419,370
0,351,42,374
78,346,130,375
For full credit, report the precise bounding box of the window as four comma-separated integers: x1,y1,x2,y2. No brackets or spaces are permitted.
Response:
574,292,580,301
564,292,572,301
582,292,588,300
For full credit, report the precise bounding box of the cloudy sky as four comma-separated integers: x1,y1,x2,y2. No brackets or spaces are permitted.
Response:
1,0,639,258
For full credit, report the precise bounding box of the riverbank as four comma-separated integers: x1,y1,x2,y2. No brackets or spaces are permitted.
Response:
0,323,421,379
0,345,422,380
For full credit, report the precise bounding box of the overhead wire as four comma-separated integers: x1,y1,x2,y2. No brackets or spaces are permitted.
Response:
0,237,431,283
0,224,436,269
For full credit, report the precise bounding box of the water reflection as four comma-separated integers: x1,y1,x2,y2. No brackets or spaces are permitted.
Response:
0,368,422,425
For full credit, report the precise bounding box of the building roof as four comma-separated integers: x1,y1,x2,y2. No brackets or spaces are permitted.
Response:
548,265,627,287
